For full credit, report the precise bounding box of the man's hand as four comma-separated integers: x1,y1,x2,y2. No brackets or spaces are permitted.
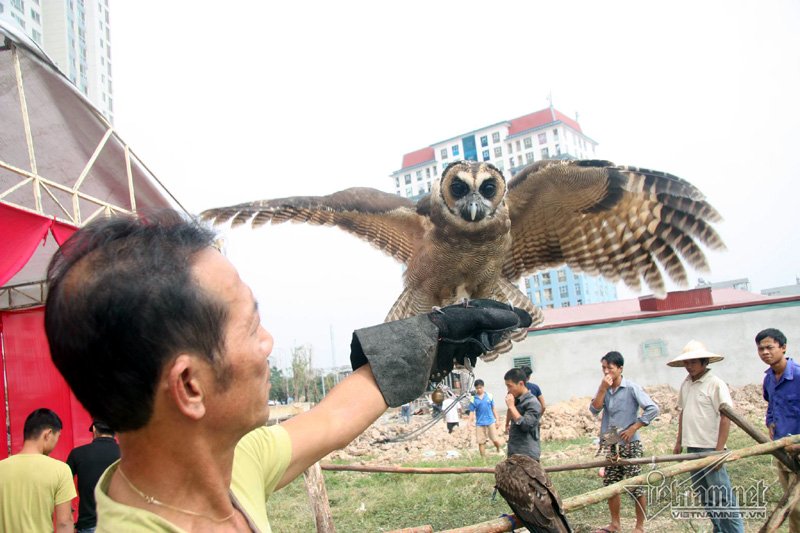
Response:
769,423,776,440
599,374,613,391
619,425,638,443
505,393,515,408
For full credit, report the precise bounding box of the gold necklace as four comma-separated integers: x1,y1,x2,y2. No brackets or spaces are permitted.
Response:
117,466,236,523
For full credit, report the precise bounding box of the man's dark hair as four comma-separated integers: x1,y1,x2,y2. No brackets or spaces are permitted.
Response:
504,368,527,384
520,365,533,379
756,328,787,347
45,210,227,432
601,351,624,368
474,379,485,387
23,408,63,440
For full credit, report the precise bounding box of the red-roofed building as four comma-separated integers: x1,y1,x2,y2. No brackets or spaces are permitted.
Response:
474,287,800,406
389,105,598,198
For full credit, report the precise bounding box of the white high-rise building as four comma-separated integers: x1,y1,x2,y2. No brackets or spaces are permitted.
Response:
0,0,114,122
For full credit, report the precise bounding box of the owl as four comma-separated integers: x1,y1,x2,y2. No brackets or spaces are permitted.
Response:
495,454,572,532
200,159,724,359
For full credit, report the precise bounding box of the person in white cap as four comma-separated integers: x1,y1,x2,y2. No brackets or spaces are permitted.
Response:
669,340,744,533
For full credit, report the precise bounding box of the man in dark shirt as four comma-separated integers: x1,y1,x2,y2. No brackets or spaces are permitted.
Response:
66,420,120,533
504,367,542,460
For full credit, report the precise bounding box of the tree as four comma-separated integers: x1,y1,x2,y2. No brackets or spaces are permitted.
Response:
269,366,288,404
291,344,313,402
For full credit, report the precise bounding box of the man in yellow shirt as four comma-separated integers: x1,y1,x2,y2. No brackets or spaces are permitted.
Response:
44,210,530,532
0,408,76,532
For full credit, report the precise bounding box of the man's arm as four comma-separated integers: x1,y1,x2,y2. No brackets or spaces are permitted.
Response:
278,365,387,488
537,395,546,415
590,375,612,414
54,502,74,533
492,405,500,429
673,409,683,454
716,415,731,451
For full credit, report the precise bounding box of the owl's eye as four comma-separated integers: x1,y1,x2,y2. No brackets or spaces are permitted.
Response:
450,179,469,198
480,180,497,199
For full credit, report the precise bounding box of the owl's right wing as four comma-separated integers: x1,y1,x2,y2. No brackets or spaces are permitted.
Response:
502,160,725,295
200,187,427,263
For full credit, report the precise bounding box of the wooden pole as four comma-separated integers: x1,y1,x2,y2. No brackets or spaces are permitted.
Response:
320,450,721,476
433,435,800,533
303,461,336,533
720,403,798,471
760,475,800,533
384,526,435,533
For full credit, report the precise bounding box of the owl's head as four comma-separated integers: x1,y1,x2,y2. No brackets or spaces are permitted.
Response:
436,161,507,223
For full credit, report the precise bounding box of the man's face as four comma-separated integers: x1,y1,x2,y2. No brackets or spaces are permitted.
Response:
682,358,708,379
193,249,274,433
601,360,622,383
757,336,787,366
475,384,485,395
505,380,527,398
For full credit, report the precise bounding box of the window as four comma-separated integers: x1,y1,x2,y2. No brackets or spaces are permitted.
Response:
553,128,559,139
11,0,22,10
482,150,490,161
559,285,568,298
524,278,530,290
557,269,566,282
440,148,448,160
525,152,534,162
542,273,551,283
492,132,500,143
577,298,583,305
507,143,513,153
513,356,532,369
451,145,459,156
480,135,488,147
495,161,504,172
494,147,502,158
433,166,438,176
543,288,553,301
508,157,514,168
406,186,413,196
555,144,561,156
31,28,41,42
416,170,422,181
524,137,532,149
575,284,581,295
30,8,40,23
538,133,547,145
541,147,549,159
427,182,432,192
533,276,539,288
426,168,431,178
516,140,521,151
394,177,400,188
404,174,411,184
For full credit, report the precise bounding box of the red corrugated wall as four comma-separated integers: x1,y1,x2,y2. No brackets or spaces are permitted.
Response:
0,307,93,461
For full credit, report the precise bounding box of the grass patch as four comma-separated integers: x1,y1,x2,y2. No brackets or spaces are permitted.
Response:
267,413,791,532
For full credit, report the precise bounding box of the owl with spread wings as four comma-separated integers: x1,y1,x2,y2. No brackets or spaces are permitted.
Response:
201,159,724,359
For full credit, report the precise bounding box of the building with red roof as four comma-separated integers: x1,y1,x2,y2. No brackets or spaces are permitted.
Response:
389,105,598,198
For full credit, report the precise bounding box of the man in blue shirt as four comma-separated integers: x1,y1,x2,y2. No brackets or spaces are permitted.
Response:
757,328,800,533
468,379,503,457
589,351,659,533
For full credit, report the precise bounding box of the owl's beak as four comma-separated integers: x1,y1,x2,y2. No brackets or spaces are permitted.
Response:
460,195,486,222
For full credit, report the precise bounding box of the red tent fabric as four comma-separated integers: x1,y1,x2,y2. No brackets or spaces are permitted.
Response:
0,308,93,461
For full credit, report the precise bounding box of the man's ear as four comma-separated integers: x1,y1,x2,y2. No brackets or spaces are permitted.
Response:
166,354,207,420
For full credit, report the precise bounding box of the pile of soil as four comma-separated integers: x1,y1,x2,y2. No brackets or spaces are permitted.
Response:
326,384,767,464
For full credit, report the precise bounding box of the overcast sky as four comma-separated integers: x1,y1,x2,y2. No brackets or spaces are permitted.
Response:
110,1,800,369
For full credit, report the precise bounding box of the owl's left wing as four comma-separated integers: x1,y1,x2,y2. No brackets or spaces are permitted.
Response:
502,160,724,295
200,187,426,263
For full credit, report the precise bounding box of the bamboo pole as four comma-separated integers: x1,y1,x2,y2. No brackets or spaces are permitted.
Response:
303,461,335,533
760,476,800,533
720,403,798,471
320,450,721,476
434,435,800,533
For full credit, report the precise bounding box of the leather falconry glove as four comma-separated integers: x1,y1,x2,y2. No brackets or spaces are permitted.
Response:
350,299,532,407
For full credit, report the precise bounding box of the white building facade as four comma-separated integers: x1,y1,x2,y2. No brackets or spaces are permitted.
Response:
1,0,113,122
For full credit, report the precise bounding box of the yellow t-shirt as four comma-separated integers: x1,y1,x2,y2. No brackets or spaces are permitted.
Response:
678,371,734,448
0,453,77,533
95,425,292,532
